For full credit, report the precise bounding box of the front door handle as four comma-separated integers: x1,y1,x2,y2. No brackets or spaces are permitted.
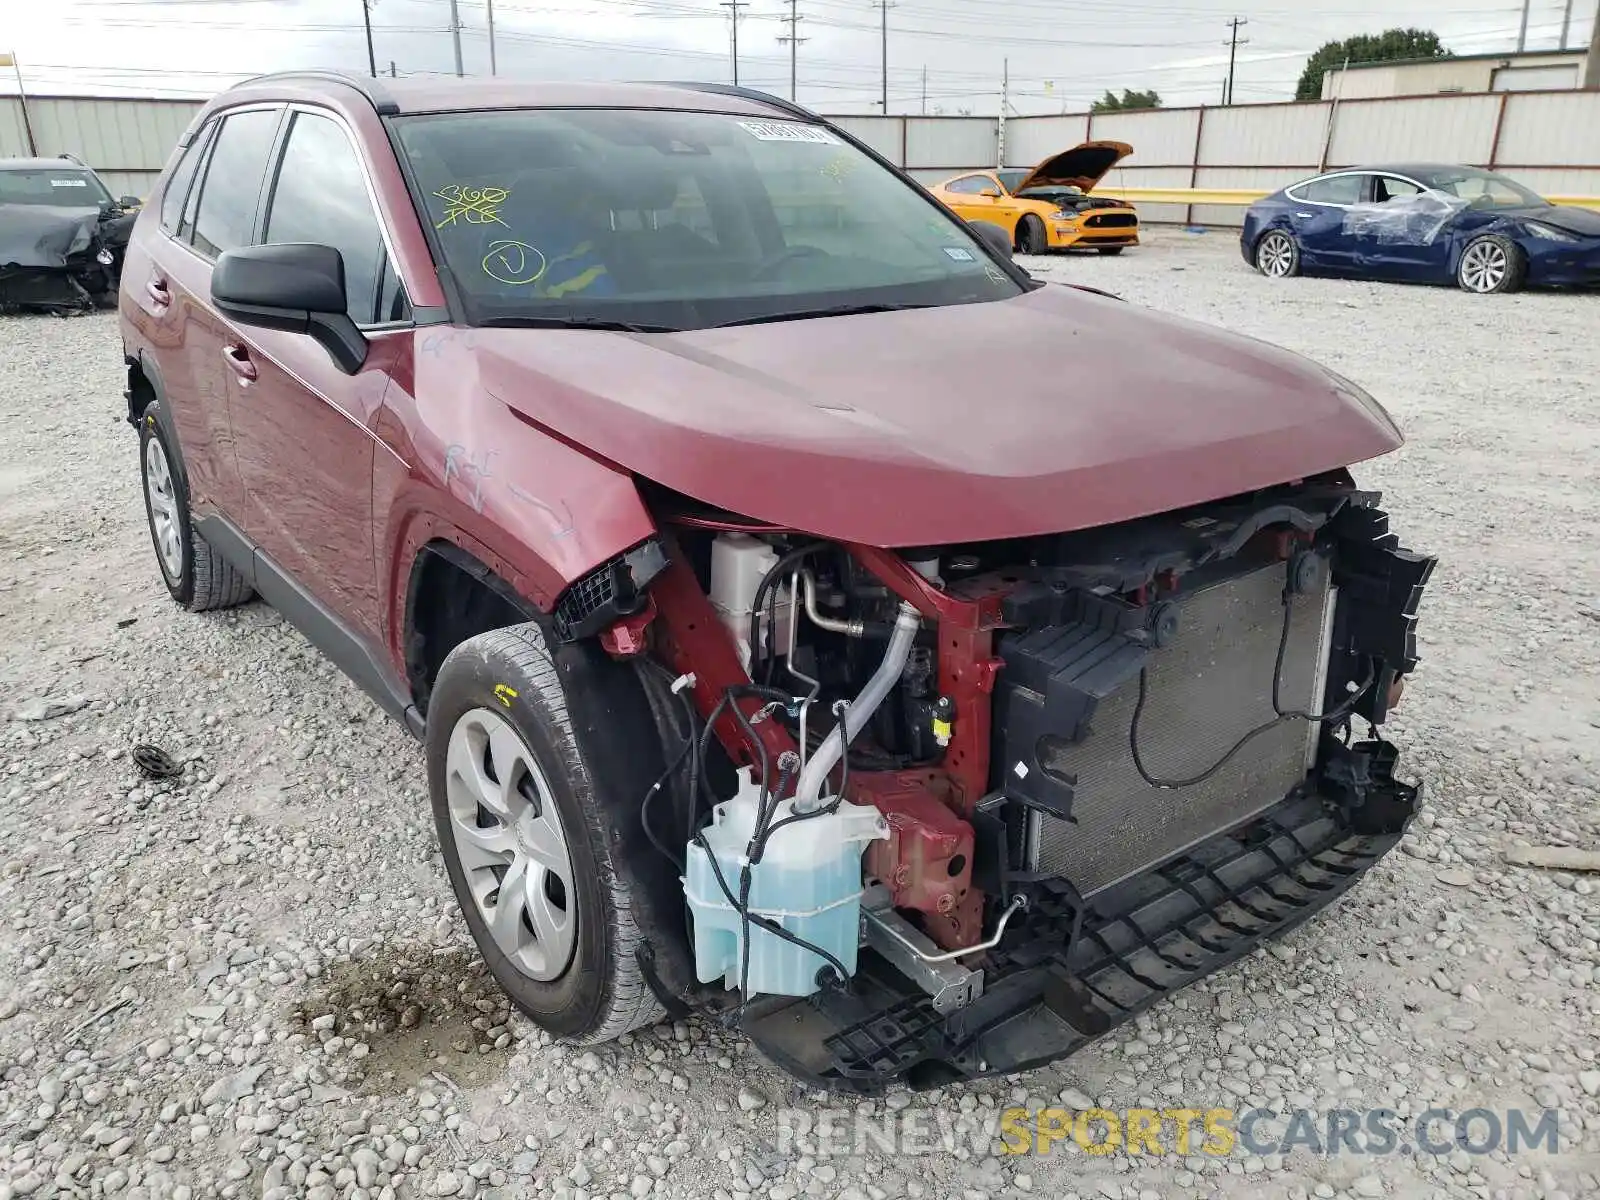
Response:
145,278,170,307
222,343,258,384
1294,211,1314,219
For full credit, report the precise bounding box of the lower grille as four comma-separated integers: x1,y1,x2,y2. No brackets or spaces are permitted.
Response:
1027,562,1333,895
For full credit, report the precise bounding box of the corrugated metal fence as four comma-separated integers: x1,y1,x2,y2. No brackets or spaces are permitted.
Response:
2,88,1598,225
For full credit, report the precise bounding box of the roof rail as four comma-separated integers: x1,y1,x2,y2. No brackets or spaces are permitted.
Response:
231,69,400,116
656,82,820,122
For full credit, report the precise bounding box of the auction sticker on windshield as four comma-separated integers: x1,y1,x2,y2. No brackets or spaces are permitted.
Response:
52,179,89,187
738,120,840,145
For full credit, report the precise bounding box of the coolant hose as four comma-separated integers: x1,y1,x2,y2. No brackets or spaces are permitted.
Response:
793,600,921,811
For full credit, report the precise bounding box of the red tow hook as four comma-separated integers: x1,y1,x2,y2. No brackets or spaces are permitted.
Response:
599,596,657,657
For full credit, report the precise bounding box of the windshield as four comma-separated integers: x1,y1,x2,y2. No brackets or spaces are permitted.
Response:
393,108,1021,330
1413,167,1547,209
0,166,113,208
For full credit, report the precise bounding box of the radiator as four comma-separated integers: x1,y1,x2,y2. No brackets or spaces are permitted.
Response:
1025,563,1335,896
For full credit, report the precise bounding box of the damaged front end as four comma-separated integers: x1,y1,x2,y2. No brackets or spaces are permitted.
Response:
623,471,1434,1091
0,205,134,314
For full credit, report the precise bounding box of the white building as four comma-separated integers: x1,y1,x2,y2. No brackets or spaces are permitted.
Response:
1320,48,1590,100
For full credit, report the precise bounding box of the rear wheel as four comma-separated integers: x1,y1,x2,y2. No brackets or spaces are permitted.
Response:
1016,214,1047,255
138,403,253,612
427,623,666,1043
1456,234,1526,294
1254,230,1300,278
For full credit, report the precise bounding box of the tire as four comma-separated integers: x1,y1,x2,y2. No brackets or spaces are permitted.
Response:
1456,234,1526,294
1095,246,1125,256
138,402,254,612
426,622,666,1044
1254,229,1300,278
1016,214,1047,255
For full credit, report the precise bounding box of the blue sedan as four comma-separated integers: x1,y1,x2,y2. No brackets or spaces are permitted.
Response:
1241,164,1600,294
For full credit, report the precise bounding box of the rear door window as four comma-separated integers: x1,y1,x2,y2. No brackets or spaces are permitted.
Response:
1291,174,1364,206
262,109,400,325
190,107,282,259
160,123,214,234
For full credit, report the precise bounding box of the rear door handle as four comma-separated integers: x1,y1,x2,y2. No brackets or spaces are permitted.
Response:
222,343,258,384
145,278,170,307
1294,211,1314,219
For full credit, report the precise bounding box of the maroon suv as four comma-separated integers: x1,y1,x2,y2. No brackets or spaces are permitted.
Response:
120,71,1433,1092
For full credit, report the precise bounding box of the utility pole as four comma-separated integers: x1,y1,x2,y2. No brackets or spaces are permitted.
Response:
361,0,377,78
1516,0,1532,51
389,60,397,77
448,0,464,76
721,0,748,85
997,58,1008,169
486,0,497,74
876,0,896,111
920,64,926,115
777,0,807,101
1223,16,1249,105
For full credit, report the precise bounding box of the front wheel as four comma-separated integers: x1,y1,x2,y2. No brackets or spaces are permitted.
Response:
426,623,666,1044
1456,234,1526,294
1016,214,1047,255
1254,229,1300,278
1096,246,1125,256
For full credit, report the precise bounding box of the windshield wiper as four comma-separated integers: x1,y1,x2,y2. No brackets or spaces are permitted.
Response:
708,302,936,329
476,315,679,334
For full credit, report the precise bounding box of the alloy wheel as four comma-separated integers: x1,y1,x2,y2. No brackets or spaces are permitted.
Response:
1258,232,1294,277
1459,240,1507,293
144,437,184,582
444,707,577,982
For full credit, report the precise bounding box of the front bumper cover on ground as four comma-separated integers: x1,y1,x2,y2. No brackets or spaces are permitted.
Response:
738,742,1418,1093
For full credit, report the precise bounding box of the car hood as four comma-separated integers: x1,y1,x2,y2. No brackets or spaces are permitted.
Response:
1523,204,1600,237
471,286,1404,546
1009,141,1133,195
0,203,134,269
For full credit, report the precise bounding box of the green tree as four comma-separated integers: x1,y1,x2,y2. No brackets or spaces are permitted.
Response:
1297,28,1451,100
1090,88,1162,113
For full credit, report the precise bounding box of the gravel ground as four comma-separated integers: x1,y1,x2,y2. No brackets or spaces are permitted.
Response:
1,228,1597,1200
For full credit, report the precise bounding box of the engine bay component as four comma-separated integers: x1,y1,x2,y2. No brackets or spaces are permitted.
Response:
794,600,921,810
706,533,792,668
685,769,888,997
648,483,1431,1092
860,885,983,1014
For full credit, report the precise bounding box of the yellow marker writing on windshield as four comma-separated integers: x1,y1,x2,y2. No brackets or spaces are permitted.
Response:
434,184,510,229
482,240,547,286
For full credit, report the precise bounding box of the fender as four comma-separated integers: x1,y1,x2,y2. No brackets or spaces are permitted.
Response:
373,330,660,675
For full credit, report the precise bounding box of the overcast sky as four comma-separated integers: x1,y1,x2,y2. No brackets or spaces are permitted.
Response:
5,0,1596,114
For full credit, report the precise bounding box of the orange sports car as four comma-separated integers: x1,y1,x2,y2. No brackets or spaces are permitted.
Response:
928,141,1139,255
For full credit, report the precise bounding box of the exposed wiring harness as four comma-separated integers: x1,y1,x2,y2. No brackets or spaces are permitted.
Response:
640,672,860,1014
1130,564,1376,791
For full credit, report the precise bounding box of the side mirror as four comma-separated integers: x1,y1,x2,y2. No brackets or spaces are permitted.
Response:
211,243,366,374
118,195,143,208
978,187,1001,199
967,220,1013,261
